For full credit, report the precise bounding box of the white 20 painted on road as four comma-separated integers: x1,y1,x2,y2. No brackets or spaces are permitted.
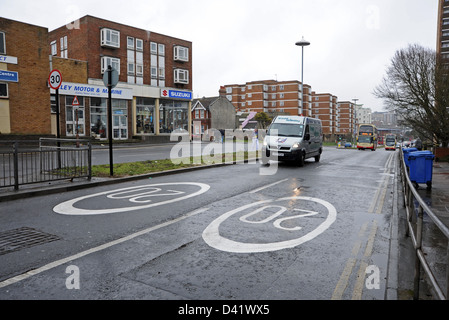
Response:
202,196,337,253
53,182,210,215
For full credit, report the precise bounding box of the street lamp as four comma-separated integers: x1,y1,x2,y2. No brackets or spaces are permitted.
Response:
296,36,310,116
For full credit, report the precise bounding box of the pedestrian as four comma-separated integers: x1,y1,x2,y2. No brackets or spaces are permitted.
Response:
415,137,423,151
252,128,259,150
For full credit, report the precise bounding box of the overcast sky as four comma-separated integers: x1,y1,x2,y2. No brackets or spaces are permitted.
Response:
1,0,439,112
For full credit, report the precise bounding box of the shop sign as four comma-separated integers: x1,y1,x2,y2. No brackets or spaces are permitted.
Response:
57,82,133,100
0,55,18,64
161,88,192,100
0,70,18,82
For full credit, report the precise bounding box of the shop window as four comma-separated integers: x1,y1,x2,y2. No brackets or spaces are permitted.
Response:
90,97,107,139
65,96,85,137
136,97,155,134
159,99,189,133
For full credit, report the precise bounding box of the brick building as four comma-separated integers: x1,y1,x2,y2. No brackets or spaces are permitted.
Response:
223,80,313,117
223,79,357,140
0,17,51,136
48,15,193,141
437,0,449,58
337,101,357,137
310,92,338,136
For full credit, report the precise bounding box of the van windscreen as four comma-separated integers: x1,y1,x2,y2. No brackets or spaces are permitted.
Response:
268,123,304,137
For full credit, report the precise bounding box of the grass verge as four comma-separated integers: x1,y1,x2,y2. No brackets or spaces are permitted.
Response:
91,151,259,178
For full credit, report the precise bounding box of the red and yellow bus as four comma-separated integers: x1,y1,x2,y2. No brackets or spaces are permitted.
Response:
385,134,397,151
357,124,378,151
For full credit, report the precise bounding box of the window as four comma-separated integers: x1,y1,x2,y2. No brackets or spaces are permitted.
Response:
127,37,134,49
226,87,232,94
101,56,120,74
136,39,143,51
158,44,165,56
101,28,120,48
150,42,157,54
158,67,165,79
0,83,8,98
136,64,143,76
0,32,5,54
50,40,57,56
60,36,68,58
151,67,157,79
174,69,189,84
174,46,189,62
128,62,135,75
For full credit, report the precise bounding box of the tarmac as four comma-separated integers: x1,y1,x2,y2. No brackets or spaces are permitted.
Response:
0,146,449,300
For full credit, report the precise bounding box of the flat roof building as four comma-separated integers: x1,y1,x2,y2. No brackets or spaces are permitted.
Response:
0,17,51,136
48,15,193,141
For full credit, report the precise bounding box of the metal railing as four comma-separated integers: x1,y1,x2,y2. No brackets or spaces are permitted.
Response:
399,147,449,300
0,138,91,190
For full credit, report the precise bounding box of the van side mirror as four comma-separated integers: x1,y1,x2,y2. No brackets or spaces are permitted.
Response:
304,133,310,141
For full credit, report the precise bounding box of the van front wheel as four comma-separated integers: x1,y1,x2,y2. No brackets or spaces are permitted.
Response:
297,151,305,167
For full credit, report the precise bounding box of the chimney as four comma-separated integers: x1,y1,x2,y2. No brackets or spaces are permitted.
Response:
219,86,226,97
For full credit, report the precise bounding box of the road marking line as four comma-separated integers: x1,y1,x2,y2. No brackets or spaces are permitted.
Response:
352,221,378,300
0,207,210,289
332,258,357,300
364,221,378,257
332,220,378,300
369,153,394,214
352,261,369,300
249,178,289,194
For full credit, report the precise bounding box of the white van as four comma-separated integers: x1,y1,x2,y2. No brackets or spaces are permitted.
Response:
261,116,323,166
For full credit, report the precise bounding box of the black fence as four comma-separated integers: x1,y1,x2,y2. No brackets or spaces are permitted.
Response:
0,138,91,190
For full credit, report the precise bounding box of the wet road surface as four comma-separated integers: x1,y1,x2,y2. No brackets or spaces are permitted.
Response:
0,146,397,300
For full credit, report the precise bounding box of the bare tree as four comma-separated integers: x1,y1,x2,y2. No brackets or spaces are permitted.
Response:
373,44,449,147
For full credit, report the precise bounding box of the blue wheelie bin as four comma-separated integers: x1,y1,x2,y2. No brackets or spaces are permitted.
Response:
403,148,418,168
408,151,435,190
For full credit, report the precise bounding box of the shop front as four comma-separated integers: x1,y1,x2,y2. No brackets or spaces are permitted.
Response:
53,82,133,140
132,88,192,139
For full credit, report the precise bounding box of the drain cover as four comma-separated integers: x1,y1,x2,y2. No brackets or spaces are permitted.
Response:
0,227,60,256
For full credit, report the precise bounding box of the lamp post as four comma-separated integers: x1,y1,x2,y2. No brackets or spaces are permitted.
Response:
296,36,310,116
352,98,359,145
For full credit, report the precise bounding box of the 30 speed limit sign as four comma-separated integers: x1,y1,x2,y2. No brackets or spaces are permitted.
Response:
48,69,62,90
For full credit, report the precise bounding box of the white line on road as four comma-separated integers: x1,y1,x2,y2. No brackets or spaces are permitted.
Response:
0,207,210,289
249,179,289,194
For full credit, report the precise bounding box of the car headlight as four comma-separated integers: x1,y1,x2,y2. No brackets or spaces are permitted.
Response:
293,143,300,148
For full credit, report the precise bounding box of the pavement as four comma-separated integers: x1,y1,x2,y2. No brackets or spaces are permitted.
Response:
395,155,449,300
1,146,449,300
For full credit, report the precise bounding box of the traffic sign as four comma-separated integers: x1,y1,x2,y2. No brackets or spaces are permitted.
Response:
102,66,119,89
72,96,80,106
48,69,62,90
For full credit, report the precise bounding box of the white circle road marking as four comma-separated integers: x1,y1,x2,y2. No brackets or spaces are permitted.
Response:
202,196,337,253
53,182,210,215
